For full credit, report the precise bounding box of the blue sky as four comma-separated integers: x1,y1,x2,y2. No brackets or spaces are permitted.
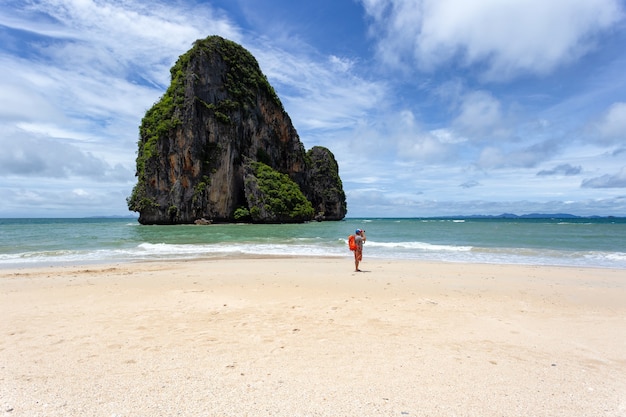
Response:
1,0,625,218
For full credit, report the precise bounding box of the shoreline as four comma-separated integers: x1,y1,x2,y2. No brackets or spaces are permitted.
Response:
3,251,626,272
2,258,625,416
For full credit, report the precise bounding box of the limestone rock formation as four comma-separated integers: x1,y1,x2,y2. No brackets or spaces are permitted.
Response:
304,146,347,221
127,35,347,224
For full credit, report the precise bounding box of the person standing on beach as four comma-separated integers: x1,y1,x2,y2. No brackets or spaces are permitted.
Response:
353,229,366,272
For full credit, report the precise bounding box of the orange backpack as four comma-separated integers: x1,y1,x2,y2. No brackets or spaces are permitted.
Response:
348,234,356,251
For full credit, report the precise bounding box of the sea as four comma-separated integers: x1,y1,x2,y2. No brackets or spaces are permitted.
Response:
0,217,625,270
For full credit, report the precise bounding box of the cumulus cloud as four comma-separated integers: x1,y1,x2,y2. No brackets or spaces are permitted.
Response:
595,102,626,144
398,133,454,162
0,77,64,123
360,0,624,80
453,90,505,138
0,131,133,181
478,139,560,169
581,167,626,188
358,110,460,163
537,164,582,176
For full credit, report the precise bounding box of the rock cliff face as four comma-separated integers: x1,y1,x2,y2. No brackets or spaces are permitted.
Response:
128,36,347,224
304,146,348,221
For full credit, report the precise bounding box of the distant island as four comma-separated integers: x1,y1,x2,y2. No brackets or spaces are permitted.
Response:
343,213,624,220
431,213,622,219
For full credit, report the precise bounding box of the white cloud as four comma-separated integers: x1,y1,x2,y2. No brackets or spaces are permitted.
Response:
13,0,240,84
431,128,465,145
453,90,504,137
0,78,63,122
582,166,626,188
397,132,455,163
329,55,355,72
253,42,387,133
72,189,89,197
0,128,134,180
596,102,626,144
477,139,560,170
334,109,462,169
1,185,133,217
360,0,624,80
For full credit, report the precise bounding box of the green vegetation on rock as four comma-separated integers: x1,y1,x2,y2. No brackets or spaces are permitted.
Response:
245,161,314,222
233,207,251,221
210,38,281,109
128,54,186,212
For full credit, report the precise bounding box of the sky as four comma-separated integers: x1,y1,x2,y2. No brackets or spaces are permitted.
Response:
1,0,626,218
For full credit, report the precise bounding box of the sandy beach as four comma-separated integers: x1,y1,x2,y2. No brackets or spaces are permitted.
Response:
1,257,625,416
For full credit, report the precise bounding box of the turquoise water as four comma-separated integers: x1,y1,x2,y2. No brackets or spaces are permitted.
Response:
1,217,625,269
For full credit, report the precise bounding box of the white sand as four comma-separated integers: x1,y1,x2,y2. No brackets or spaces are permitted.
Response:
1,258,625,416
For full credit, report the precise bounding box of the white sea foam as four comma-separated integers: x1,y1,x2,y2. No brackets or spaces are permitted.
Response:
3,237,625,270
366,240,472,252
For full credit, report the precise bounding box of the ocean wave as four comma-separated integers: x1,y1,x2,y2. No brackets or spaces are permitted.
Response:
1,240,625,270
366,240,473,252
463,246,626,268
136,242,345,259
